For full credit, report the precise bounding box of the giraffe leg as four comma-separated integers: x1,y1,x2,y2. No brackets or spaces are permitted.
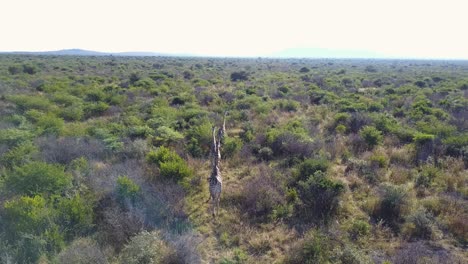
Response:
212,198,216,218
215,197,220,217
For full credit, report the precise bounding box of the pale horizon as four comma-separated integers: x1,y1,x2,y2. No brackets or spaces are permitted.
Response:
1,0,468,59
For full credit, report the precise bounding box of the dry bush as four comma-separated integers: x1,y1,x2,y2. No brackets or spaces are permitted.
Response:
401,209,438,240
37,136,107,164
388,166,413,185
269,132,316,159
140,181,189,230
164,231,202,264
389,146,414,167
372,184,413,230
95,200,145,251
348,133,367,154
121,139,149,159
88,159,146,196
239,165,288,221
117,231,178,264
57,238,108,264
391,242,464,264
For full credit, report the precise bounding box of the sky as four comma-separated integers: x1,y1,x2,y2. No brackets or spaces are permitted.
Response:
1,0,467,59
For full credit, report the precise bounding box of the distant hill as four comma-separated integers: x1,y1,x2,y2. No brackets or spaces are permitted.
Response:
269,47,383,59
0,49,191,57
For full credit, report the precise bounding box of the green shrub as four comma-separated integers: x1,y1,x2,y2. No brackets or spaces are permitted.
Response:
0,141,37,168
277,99,300,112
413,132,435,145
339,246,372,264
349,220,371,240
286,229,332,264
222,137,243,158
296,171,345,222
147,146,177,164
116,175,141,206
359,126,383,149
220,248,248,264
22,64,38,74
153,126,183,144
402,209,435,240
147,147,191,182
4,162,72,195
36,114,64,135
186,119,212,156
60,105,84,121
258,147,273,161
374,184,410,229
3,195,50,238
370,153,388,168
117,231,175,264
159,160,192,182
8,65,21,75
56,194,94,238
84,102,109,117
415,164,440,188
0,128,34,146
295,158,329,182
335,124,347,134
8,94,52,112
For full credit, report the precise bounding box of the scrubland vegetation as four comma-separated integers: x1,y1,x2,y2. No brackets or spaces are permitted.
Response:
0,55,467,263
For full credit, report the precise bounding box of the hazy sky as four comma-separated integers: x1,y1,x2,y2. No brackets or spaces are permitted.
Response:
1,0,467,58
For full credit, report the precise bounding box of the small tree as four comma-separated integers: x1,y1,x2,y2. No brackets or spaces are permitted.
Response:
359,126,383,149
147,146,191,182
116,175,141,206
296,171,345,223
5,162,72,195
230,71,249,82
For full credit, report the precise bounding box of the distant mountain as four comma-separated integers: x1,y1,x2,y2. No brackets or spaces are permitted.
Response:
269,47,384,59
0,49,192,57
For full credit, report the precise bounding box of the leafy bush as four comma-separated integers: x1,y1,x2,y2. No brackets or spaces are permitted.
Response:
22,64,38,74
266,127,313,158
369,153,389,168
56,194,94,238
147,146,191,182
8,94,52,112
0,141,37,168
117,231,176,264
220,248,248,264
230,71,249,82
116,175,141,206
415,164,440,188
222,137,243,158
3,195,51,238
296,171,345,222
359,126,383,149
401,209,435,240
240,167,288,221
36,114,64,135
57,238,107,264
349,220,371,240
4,161,72,195
373,184,410,229
152,126,182,144
294,158,329,182
0,128,33,147
286,229,332,264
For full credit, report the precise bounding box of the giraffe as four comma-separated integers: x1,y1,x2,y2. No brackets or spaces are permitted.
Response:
207,112,227,217
208,126,222,217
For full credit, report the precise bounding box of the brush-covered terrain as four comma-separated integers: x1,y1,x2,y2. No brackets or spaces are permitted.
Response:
0,55,467,263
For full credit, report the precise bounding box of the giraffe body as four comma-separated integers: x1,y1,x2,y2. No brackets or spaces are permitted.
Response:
208,116,226,218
